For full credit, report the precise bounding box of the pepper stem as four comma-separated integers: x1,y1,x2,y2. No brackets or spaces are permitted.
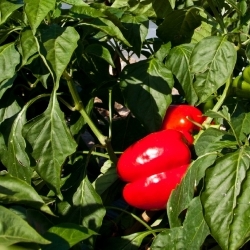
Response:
194,77,231,144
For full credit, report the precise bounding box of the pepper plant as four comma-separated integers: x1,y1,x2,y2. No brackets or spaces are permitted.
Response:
0,0,250,249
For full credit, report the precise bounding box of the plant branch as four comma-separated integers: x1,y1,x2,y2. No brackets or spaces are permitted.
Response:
206,0,227,34
63,70,107,146
58,96,76,111
63,71,118,164
106,206,157,237
109,39,130,65
79,151,110,158
108,88,112,138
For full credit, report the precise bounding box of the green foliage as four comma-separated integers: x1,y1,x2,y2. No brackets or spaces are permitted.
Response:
0,0,250,249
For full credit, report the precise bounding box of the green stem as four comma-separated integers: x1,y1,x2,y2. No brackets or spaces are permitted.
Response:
109,39,130,65
63,71,107,146
58,96,76,111
194,78,231,143
30,78,40,88
79,151,110,158
105,138,118,165
108,88,112,139
105,206,157,237
206,0,227,34
207,78,231,122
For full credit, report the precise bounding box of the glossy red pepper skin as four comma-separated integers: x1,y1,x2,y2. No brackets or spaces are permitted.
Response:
161,105,205,145
123,164,189,210
117,129,191,183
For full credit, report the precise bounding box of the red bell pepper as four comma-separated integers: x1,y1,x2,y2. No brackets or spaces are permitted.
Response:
123,164,189,210
161,105,205,145
117,129,191,183
117,129,191,210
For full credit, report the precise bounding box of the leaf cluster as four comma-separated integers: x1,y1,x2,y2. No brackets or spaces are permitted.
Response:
0,0,250,249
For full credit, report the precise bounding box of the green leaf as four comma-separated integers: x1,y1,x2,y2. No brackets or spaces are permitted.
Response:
11,207,54,235
62,0,87,6
165,43,197,104
151,227,185,250
0,75,16,99
183,197,210,249
0,205,50,246
112,0,129,8
3,104,31,182
72,176,105,231
151,0,173,18
201,147,250,250
231,112,250,142
157,8,201,45
42,223,96,250
0,173,54,215
0,42,20,83
190,36,237,104
92,160,118,195
85,17,131,47
70,6,130,47
191,12,218,43
194,128,237,156
18,28,38,66
127,0,172,18
27,55,50,89
121,14,149,57
104,231,153,250
205,106,231,122
85,44,115,68
2,95,50,183
0,89,21,124
120,58,174,132
0,0,23,25
23,94,77,198
167,152,217,228
40,25,80,87
155,42,171,62
24,0,56,32
70,5,106,18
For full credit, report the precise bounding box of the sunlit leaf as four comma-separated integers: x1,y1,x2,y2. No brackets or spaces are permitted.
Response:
23,94,77,198
165,43,197,104
167,152,217,227
0,42,20,83
190,36,237,104
24,0,56,32
151,227,185,250
194,128,237,156
183,197,210,249
19,28,38,66
201,147,250,250
40,25,80,87
0,0,23,25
